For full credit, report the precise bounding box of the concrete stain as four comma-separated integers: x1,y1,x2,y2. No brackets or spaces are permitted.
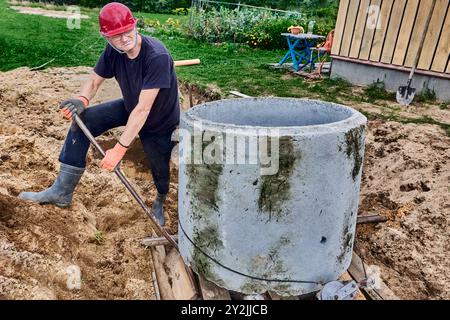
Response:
337,224,353,264
258,137,297,221
239,235,292,293
191,225,224,282
186,132,223,219
344,124,366,180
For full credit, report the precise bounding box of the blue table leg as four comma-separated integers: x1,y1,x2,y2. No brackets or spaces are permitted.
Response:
297,39,316,71
278,37,301,71
292,39,304,71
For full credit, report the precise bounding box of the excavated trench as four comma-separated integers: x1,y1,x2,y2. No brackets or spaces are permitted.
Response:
0,67,448,299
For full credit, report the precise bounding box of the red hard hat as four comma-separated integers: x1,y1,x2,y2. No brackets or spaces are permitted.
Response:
99,2,137,37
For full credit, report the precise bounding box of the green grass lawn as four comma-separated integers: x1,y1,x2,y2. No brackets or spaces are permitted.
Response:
0,0,387,99
0,0,188,70
0,0,347,100
1,0,448,135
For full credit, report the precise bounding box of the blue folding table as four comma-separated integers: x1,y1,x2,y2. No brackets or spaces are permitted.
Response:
278,33,325,71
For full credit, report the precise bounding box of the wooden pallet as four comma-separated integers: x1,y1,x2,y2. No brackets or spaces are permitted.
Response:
143,234,395,300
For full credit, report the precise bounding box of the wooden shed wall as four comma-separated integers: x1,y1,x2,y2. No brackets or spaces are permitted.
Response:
331,0,450,74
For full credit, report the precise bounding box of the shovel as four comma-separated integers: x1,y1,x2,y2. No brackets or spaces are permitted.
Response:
396,0,436,106
73,114,179,249
70,58,201,250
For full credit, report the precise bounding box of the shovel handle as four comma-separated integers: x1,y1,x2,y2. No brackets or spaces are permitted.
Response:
174,59,200,67
73,114,179,250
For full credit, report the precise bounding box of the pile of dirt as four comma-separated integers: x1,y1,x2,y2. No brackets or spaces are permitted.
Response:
357,120,449,299
0,67,163,299
0,66,448,300
9,4,90,19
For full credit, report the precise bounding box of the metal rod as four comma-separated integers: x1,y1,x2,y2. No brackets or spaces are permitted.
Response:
73,114,179,250
356,214,387,224
142,235,179,247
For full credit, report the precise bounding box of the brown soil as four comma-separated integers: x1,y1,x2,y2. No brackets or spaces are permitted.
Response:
9,4,90,20
356,120,449,300
0,67,165,299
0,66,448,299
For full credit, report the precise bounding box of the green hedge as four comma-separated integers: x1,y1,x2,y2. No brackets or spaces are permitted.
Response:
26,0,192,13
25,1,337,13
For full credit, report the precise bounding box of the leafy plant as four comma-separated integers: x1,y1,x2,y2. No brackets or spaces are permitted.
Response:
416,87,437,103
140,17,183,37
364,81,395,103
90,231,105,246
188,6,305,48
172,7,190,15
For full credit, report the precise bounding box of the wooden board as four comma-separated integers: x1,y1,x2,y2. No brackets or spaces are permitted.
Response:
431,6,450,72
381,0,407,64
348,252,399,300
152,271,161,300
392,0,420,65
349,0,371,58
198,274,231,300
359,0,382,60
331,0,350,55
269,291,301,300
369,0,394,61
340,0,360,57
165,248,197,300
447,59,450,73
150,246,175,300
417,0,448,70
404,0,435,67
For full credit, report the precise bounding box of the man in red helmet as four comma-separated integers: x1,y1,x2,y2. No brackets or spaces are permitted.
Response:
19,2,179,226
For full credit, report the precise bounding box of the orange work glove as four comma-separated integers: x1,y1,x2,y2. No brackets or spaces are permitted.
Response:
100,143,127,172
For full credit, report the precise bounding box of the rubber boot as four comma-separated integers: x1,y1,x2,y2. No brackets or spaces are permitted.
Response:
18,163,84,208
151,192,167,226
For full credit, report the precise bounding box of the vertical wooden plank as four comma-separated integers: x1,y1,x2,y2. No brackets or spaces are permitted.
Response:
348,252,399,300
417,0,448,70
331,0,350,55
340,0,360,57
359,0,382,60
369,0,394,61
404,0,434,67
447,59,450,73
165,248,197,300
392,0,420,66
431,7,450,72
349,0,371,58
381,0,408,64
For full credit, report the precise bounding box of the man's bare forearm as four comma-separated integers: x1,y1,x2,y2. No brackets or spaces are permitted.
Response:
119,107,151,147
79,79,99,102
118,88,159,147
78,73,105,103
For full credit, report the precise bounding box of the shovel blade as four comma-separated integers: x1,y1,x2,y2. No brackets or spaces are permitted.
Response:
396,86,416,105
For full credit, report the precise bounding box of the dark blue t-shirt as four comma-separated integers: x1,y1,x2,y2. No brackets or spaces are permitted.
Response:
94,36,179,133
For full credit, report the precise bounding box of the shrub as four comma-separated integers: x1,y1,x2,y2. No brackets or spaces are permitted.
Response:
140,17,183,37
245,17,305,49
188,6,304,48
